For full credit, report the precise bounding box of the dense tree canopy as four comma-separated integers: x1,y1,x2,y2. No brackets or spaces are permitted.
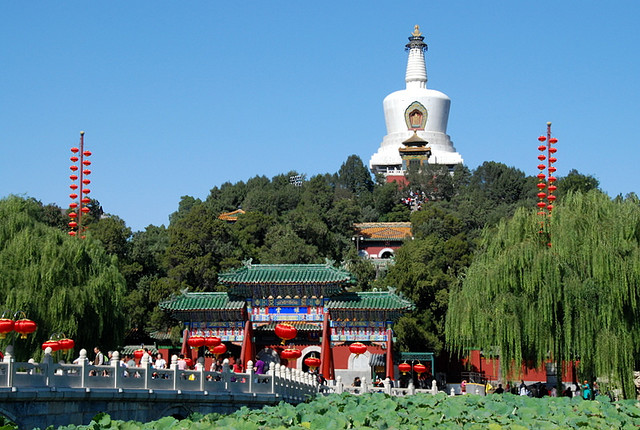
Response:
446,191,640,397
0,152,611,378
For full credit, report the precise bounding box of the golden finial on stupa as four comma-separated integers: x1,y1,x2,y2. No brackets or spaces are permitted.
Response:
412,25,422,37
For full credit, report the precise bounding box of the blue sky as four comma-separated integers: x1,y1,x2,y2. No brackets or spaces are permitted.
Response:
1,2,639,232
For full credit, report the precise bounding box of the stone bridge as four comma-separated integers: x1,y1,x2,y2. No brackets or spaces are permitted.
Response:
0,350,320,429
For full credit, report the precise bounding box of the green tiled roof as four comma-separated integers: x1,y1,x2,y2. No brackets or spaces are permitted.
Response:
159,292,245,312
327,290,415,311
218,262,353,285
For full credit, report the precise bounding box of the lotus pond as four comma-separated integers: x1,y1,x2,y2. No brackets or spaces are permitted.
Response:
48,392,640,429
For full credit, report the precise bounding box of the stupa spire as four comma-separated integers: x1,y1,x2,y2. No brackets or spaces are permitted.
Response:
405,25,428,89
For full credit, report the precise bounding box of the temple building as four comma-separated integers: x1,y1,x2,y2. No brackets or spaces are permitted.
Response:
369,25,463,182
160,261,415,383
352,222,413,259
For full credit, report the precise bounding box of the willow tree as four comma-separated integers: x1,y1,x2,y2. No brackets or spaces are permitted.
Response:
446,190,640,398
0,196,126,360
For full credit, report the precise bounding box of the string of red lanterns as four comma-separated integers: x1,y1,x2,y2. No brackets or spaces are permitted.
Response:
536,122,558,247
0,311,37,340
69,131,92,238
41,335,75,353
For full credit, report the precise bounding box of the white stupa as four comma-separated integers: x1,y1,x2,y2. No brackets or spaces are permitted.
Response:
369,26,463,175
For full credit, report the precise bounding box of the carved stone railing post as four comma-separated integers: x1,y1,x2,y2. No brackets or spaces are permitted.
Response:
384,377,392,395
222,359,231,391
4,347,14,388
408,381,415,396
335,376,343,394
246,360,254,393
141,352,151,390
41,347,53,386
268,362,276,394
362,376,369,394
169,355,178,390
78,349,88,388
431,379,438,395
112,351,121,388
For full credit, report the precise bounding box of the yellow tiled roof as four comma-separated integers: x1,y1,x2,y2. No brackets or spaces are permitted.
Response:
218,209,245,222
353,222,412,241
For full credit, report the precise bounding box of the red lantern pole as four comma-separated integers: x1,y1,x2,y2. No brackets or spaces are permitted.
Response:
69,131,92,238
536,122,558,247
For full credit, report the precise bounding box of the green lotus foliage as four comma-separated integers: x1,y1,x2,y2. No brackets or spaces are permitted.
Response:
41,393,640,429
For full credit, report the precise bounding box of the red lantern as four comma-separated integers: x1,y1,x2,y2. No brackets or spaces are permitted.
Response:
349,342,368,356
42,340,60,352
211,343,227,356
413,363,427,374
537,164,546,170
537,155,546,161
83,150,92,157
82,179,91,185
58,338,75,351
549,138,558,144
304,357,321,370
70,156,79,162
187,335,205,349
274,323,297,344
68,231,77,236
69,193,78,199
281,349,302,360
81,207,90,213
184,358,194,368
537,173,546,180
133,349,144,360
82,169,91,175
0,318,14,339
537,192,546,199
81,197,91,204
69,184,78,190
69,212,77,218
537,202,547,208
70,147,79,153
549,157,557,164
536,183,546,189
204,336,221,348
548,185,557,192
537,145,546,151
547,195,557,202
398,362,412,374
538,136,546,142
82,189,91,194
14,319,36,339
68,221,78,228
82,160,91,166
69,174,78,180
549,147,557,154
70,165,78,171
548,166,557,173
548,176,557,183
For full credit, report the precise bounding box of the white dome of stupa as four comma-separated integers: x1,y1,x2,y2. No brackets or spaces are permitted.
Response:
370,26,463,174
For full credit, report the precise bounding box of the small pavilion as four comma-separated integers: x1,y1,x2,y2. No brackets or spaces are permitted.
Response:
160,260,414,382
